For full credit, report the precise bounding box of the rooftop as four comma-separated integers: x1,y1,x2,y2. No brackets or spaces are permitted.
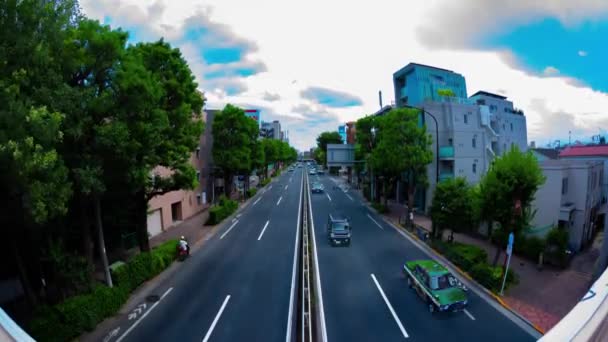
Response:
540,159,603,169
393,62,457,77
470,90,508,100
532,148,560,160
559,145,608,157
408,259,449,276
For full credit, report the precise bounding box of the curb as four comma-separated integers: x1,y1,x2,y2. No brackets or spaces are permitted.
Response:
352,183,545,336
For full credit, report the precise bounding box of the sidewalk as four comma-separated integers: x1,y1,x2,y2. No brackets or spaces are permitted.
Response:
383,200,593,333
149,207,212,250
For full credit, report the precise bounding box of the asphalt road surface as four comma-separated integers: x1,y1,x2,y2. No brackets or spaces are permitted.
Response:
106,165,539,342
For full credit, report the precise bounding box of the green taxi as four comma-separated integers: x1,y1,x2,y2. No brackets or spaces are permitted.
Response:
403,260,469,313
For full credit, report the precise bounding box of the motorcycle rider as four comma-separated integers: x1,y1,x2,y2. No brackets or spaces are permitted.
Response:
179,236,190,255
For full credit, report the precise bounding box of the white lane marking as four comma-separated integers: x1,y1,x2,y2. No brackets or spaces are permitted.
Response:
231,218,236,223
307,172,328,341
346,194,353,201
236,213,242,218
464,309,476,321
285,185,288,190
220,220,239,239
367,214,384,230
326,193,332,201
286,172,304,342
202,295,231,342
253,197,262,206
276,196,283,206
257,220,270,241
371,274,409,339
268,185,273,190
116,287,173,342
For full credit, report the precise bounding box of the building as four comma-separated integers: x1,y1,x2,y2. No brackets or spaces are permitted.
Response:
559,145,608,201
346,121,356,144
244,109,260,127
393,63,467,107
531,160,604,251
147,109,215,237
272,120,281,140
391,63,527,212
338,125,347,144
260,121,274,138
531,148,559,162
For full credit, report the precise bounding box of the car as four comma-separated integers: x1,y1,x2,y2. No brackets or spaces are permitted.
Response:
288,167,294,172
327,214,351,246
402,260,468,314
309,169,316,175
316,169,325,175
311,182,324,193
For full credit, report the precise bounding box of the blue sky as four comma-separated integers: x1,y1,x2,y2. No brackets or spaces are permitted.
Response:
481,18,607,92
83,0,608,150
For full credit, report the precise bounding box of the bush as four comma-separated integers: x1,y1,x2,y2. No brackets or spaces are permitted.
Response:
261,178,271,187
206,195,238,225
247,188,257,198
29,240,178,342
470,263,518,293
372,202,388,213
431,241,487,272
546,227,570,267
519,236,546,261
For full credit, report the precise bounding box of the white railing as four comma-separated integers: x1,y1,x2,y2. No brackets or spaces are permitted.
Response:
539,265,608,341
0,307,35,342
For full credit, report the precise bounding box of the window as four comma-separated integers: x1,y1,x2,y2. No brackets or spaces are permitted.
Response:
503,124,506,130
196,147,201,159
472,163,477,173
562,178,568,195
448,138,453,146
472,135,477,148
196,171,201,181
196,194,202,205
464,114,468,124
510,123,513,131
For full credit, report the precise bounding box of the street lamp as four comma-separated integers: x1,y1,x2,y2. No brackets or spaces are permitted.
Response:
370,126,377,201
403,105,440,184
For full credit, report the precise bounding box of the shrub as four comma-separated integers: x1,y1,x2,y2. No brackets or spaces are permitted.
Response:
546,227,570,267
29,240,178,341
431,241,487,272
372,202,388,213
247,188,257,198
470,263,518,293
261,178,271,187
519,236,546,260
206,196,238,225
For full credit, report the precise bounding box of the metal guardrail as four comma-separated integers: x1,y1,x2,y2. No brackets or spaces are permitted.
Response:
301,174,313,342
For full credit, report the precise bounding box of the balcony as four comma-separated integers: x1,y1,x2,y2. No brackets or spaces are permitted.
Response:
439,146,454,159
439,172,454,182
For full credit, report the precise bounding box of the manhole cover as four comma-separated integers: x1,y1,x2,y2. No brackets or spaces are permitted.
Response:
146,295,160,303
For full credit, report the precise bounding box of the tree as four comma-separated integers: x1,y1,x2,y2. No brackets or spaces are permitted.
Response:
478,146,545,265
430,177,474,240
355,116,378,198
212,104,258,197
109,39,205,252
315,131,343,167
370,108,433,209
261,138,278,178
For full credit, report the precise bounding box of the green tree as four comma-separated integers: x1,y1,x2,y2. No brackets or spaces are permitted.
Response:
212,104,258,196
430,177,474,240
370,108,432,209
355,116,378,198
437,88,456,97
315,131,343,167
261,138,278,178
478,146,545,265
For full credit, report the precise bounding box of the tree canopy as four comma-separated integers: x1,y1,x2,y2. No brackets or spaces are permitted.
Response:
430,177,475,240
315,131,343,166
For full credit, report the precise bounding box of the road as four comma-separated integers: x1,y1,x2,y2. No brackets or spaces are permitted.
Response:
104,165,539,342
308,172,539,341
115,168,304,342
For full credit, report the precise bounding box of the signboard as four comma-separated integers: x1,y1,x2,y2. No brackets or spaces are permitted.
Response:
244,109,260,124
506,232,514,256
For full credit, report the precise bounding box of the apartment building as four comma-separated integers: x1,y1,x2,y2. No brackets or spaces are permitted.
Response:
531,160,603,251
146,109,216,237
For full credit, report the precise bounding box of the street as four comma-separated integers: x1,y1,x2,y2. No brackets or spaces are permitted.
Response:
114,168,303,342
106,167,539,342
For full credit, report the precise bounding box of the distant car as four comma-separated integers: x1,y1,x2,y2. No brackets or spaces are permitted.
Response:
403,260,468,313
327,214,351,246
288,167,294,172
297,165,303,168
309,169,316,175
311,182,324,193
316,169,325,175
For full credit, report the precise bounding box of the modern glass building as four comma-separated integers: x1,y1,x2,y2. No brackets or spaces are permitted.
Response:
393,63,468,107
338,125,347,144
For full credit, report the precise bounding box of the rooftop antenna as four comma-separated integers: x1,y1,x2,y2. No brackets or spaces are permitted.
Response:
379,90,383,109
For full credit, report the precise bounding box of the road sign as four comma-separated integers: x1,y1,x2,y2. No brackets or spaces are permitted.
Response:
501,232,515,295
506,244,513,256
508,232,514,247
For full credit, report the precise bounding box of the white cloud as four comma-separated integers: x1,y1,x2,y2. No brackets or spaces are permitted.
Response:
543,66,560,76
578,50,589,57
80,0,608,151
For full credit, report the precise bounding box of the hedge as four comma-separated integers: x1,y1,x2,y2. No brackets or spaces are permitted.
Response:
470,263,518,293
431,241,487,272
29,239,178,342
261,178,271,187
371,202,389,214
206,195,238,225
247,188,257,198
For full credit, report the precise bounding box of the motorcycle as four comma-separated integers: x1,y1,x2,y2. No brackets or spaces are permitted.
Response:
177,243,190,261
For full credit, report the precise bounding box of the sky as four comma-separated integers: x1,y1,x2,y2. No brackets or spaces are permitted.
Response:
81,0,608,151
